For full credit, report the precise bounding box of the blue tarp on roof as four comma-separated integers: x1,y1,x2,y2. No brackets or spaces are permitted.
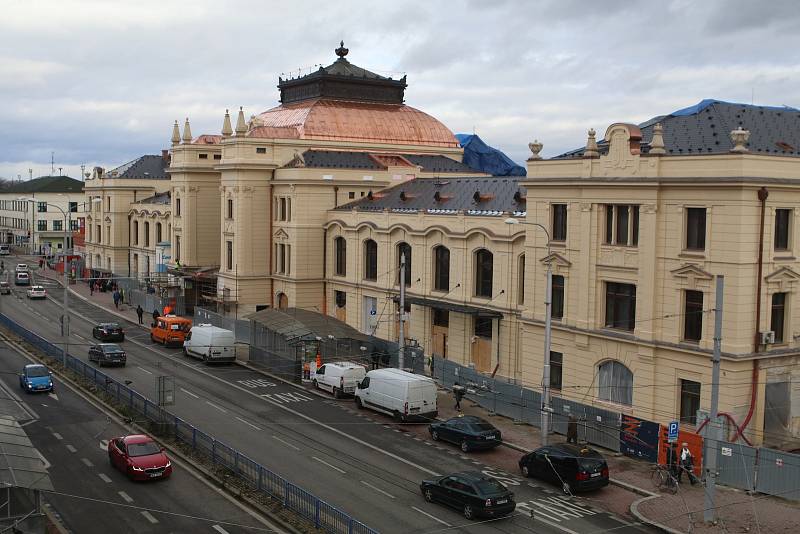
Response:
670,99,800,117
455,134,526,177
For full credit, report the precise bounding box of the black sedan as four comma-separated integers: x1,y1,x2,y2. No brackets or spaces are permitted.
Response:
420,471,515,520
88,344,127,367
93,322,125,342
519,443,609,494
429,415,502,452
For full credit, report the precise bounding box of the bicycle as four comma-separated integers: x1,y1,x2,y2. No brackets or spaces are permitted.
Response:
651,464,679,494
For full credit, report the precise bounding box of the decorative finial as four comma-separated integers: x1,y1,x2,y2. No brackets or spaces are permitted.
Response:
171,120,180,145
583,128,599,158
335,40,349,59
235,106,247,135
181,118,192,143
221,109,233,137
527,140,543,161
730,126,750,153
649,123,666,155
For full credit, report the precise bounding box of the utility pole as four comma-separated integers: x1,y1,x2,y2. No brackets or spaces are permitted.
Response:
541,259,553,446
704,275,724,523
62,212,70,368
398,252,406,370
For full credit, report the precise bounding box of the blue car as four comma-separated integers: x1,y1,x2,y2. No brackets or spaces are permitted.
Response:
19,364,54,393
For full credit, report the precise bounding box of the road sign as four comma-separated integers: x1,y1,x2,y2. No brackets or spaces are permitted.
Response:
667,420,679,443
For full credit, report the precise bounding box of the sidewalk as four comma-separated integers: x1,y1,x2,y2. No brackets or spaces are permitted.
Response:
27,253,800,534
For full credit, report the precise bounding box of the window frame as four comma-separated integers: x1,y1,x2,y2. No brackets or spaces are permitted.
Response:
433,245,450,292
771,292,787,343
226,240,233,271
604,281,636,331
683,290,704,342
549,351,563,390
474,249,494,298
679,379,701,425
227,198,234,220
363,239,377,281
597,360,633,406
396,242,412,287
604,205,640,246
551,204,567,242
774,208,791,252
517,254,526,305
685,207,707,251
334,237,347,277
551,274,564,320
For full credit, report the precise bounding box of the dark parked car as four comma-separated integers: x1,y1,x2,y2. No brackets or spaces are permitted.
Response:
88,344,127,367
93,322,125,342
519,443,609,494
429,415,502,452
420,471,515,520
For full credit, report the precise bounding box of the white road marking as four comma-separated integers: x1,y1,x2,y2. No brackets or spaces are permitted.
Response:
272,435,300,451
237,378,276,388
66,444,77,453
52,432,63,440
411,506,451,526
141,511,159,524
260,392,313,404
205,401,227,413
236,417,262,431
81,458,94,467
98,473,112,483
180,387,199,399
137,366,153,375
118,491,133,503
75,334,88,342
360,480,395,499
48,392,59,401
212,526,230,534
99,439,109,451
312,456,346,474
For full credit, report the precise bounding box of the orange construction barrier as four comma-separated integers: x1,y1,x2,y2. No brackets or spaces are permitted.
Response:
657,426,703,476
316,351,322,368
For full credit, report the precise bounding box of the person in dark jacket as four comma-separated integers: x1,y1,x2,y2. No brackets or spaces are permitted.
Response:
152,308,160,327
678,442,698,485
566,415,578,444
136,305,144,325
453,382,465,411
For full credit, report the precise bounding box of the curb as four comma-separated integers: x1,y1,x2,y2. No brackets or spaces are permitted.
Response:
630,494,686,534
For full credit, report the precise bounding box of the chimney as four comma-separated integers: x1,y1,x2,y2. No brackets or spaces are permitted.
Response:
162,149,171,164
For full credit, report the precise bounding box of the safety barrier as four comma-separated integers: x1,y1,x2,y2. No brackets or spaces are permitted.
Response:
0,313,380,533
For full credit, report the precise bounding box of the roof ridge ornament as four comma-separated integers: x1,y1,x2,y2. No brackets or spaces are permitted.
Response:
335,40,349,60
235,107,247,135
730,126,750,153
527,139,543,161
171,120,181,146
649,123,666,155
182,118,192,143
583,129,599,158
221,109,233,137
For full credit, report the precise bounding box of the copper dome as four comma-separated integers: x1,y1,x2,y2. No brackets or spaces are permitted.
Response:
248,99,459,148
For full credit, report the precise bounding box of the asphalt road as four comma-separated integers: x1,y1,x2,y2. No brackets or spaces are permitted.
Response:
0,270,657,534
0,335,278,533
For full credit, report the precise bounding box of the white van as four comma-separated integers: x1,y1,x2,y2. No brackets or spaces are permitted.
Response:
354,368,438,422
183,324,236,363
312,361,366,398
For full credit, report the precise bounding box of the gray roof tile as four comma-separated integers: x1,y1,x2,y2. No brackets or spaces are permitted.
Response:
300,150,478,173
107,155,170,179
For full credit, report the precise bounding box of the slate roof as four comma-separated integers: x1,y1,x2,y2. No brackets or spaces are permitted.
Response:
5,175,83,193
555,99,800,159
335,176,527,216
135,191,171,205
106,155,170,179
298,150,478,173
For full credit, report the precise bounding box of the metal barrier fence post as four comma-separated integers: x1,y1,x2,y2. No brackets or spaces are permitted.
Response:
315,500,320,528
129,389,133,410
174,415,179,438
284,480,289,506
212,440,217,464
257,465,262,491
349,518,354,534
192,428,197,450
235,451,239,475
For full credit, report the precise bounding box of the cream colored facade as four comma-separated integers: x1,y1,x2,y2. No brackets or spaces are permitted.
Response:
129,194,170,276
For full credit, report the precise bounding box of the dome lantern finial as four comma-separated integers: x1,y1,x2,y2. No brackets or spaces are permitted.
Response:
335,40,349,59
221,109,233,137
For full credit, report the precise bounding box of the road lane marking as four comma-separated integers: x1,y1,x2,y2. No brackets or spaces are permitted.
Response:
411,506,451,526
137,366,153,375
52,432,63,440
272,435,300,451
312,456,345,474
99,440,109,451
98,473,112,483
66,444,77,453
81,458,94,467
236,417,262,431
212,526,230,534
47,393,59,401
360,480,395,499
206,401,227,413
118,491,133,503
180,387,199,399
237,379,276,388
141,511,159,524
75,334,88,342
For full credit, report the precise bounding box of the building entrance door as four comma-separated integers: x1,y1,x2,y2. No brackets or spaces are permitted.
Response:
471,316,493,373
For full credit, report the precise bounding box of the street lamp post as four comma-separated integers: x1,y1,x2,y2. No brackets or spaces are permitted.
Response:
505,217,553,446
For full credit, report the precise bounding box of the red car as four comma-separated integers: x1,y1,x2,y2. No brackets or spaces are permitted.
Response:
108,435,173,481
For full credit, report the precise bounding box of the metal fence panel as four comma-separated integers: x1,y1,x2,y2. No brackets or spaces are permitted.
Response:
712,441,758,491
755,447,800,500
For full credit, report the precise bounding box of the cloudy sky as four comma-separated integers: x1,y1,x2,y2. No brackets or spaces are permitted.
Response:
2,0,799,179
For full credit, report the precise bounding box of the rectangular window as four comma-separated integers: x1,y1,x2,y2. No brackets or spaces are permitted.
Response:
107,197,111,211
70,220,79,231
432,308,449,327
348,192,355,199
256,147,266,154
175,235,181,262
53,220,62,231
37,220,47,231
176,198,181,217
226,241,233,271
279,198,287,221
771,292,787,343
552,275,565,320
213,154,222,160
474,317,493,339
605,282,636,331
679,379,701,425
133,221,139,245
37,202,47,213
334,290,346,308
686,207,706,251
684,290,704,342
198,153,208,159
106,225,110,244
227,199,233,219
69,202,78,212
552,204,567,241
604,205,639,246
550,352,563,390
96,225,101,242
517,255,526,305
775,209,791,251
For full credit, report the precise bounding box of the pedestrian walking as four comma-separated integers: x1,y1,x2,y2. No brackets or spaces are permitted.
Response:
453,382,465,411
566,415,578,444
152,308,160,327
89,281,94,296
38,258,44,269
678,442,698,485
136,304,144,325
112,290,120,309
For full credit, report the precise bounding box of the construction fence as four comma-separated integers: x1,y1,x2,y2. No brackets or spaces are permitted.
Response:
0,312,380,533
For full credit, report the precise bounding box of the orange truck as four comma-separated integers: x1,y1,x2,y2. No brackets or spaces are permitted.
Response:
150,316,192,347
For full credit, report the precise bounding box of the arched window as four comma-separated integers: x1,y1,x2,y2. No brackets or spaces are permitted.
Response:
474,249,493,298
363,239,378,281
144,222,150,247
396,242,411,286
334,237,347,276
433,245,450,291
156,222,162,243
133,221,139,245
598,360,633,405
277,293,289,309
